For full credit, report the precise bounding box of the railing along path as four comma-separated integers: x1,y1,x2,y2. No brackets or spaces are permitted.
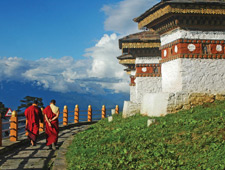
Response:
0,105,119,147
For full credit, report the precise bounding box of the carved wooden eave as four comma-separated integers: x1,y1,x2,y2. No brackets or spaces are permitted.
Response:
122,42,160,49
130,48,161,58
117,53,134,60
119,30,160,49
124,67,135,71
119,31,161,58
117,52,135,75
117,54,135,68
119,59,136,65
124,68,131,72
133,0,225,33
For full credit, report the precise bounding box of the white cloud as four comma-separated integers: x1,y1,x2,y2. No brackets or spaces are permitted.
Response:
0,56,89,93
0,57,30,81
22,56,92,93
0,0,160,95
86,34,121,78
102,0,160,34
82,0,160,93
0,54,129,94
85,33,129,93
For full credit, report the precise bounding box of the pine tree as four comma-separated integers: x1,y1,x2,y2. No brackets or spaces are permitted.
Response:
17,96,44,114
0,102,8,118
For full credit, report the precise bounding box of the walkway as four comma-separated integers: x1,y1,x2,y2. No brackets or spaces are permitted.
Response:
0,124,91,170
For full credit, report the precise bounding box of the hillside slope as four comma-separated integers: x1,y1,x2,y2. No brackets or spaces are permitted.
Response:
66,100,225,169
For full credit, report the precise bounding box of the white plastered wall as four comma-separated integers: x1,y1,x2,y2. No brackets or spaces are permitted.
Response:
136,57,161,64
136,77,162,103
162,59,183,92
141,92,170,117
130,86,136,102
160,28,225,46
162,58,225,93
181,59,225,93
135,56,162,103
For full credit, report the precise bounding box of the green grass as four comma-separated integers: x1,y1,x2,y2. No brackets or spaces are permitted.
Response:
66,100,225,170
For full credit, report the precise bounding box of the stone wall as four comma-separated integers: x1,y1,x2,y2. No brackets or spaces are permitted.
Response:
162,58,225,93
167,93,225,113
141,92,225,117
122,101,141,118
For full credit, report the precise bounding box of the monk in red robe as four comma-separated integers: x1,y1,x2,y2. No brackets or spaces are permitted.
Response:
25,100,43,146
43,99,59,150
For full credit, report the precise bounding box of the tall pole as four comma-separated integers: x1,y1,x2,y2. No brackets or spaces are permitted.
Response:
115,105,119,114
101,105,106,119
63,105,68,126
10,111,18,142
74,105,79,123
88,105,92,122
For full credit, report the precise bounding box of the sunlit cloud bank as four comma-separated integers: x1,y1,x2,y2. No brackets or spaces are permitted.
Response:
85,33,129,93
0,49,129,94
0,56,91,93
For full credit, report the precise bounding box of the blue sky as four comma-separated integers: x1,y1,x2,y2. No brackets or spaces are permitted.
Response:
0,0,120,60
0,0,160,98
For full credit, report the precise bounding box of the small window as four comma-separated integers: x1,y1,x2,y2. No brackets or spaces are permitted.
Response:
202,44,208,54
153,67,158,73
123,48,128,54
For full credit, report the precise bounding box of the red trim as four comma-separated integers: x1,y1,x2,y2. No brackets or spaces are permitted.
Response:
160,54,225,63
136,73,161,77
135,64,161,77
161,42,224,59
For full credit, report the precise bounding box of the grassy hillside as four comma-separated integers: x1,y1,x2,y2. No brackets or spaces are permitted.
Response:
66,100,225,169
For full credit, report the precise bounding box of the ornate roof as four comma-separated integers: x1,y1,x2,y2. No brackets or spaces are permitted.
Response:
134,0,225,30
119,59,135,65
117,54,134,60
119,30,160,49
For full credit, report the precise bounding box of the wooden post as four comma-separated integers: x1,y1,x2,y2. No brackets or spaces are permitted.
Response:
115,105,119,114
63,105,68,126
10,111,18,142
101,105,106,119
39,108,44,132
88,105,92,122
74,105,79,123
0,114,2,146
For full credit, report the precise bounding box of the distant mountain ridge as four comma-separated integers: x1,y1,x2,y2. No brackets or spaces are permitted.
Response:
0,81,129,113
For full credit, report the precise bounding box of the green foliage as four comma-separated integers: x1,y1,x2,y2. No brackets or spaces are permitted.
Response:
66,100,225,170
0,101,8,118
17,96,44,114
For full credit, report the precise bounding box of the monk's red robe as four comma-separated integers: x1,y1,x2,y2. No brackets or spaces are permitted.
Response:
25,105,42,142
43,106,59,146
